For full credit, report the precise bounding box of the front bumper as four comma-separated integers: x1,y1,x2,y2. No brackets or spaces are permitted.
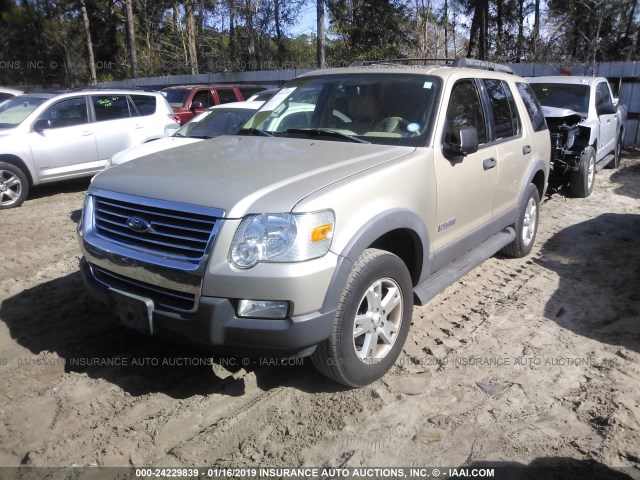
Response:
80,258,335,355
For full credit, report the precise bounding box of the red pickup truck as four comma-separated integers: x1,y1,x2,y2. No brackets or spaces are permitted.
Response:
162,84,266,125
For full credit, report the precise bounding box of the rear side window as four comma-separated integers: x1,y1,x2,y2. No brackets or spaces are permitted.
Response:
445,79,487,145
515,82,547,132
92,95,131,122
483,79,520,140
216,89,238,104
129,95,157,116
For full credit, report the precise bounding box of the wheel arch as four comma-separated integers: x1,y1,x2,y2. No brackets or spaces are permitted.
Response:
0,154,33,186
320,209,429,313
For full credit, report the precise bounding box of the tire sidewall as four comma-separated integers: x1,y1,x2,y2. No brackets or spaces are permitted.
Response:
514,184,540,257
335,251,412,386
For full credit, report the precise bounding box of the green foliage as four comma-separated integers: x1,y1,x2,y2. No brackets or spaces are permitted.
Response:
1,0,639,88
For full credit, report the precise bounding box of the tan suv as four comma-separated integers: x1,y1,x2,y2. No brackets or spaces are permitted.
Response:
78,59,550,387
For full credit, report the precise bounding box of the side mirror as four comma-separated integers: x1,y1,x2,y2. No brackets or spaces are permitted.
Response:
597,102,617,116
444,126,479,158
191,101,205,111
33,118,52,131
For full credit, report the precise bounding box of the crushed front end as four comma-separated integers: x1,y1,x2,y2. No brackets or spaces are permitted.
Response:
544,113,591,176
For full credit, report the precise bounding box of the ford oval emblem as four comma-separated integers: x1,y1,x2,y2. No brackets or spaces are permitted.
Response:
126,216,152,233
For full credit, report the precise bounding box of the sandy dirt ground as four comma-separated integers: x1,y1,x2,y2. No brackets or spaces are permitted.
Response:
0,153,639,478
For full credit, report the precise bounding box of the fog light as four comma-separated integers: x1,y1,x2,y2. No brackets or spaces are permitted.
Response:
237,300,289,319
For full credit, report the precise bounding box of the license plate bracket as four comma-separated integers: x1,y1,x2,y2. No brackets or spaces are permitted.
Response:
109,289,154,336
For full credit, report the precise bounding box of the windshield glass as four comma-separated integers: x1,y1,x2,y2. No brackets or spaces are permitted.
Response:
162,89,191,108
0,96,47,128
530,83,590,113
243,73,441,146
175,108,257,138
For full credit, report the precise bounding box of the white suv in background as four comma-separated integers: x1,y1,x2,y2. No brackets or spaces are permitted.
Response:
0,90,178,209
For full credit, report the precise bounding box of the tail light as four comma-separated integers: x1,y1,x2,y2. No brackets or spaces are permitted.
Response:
169,114,181,125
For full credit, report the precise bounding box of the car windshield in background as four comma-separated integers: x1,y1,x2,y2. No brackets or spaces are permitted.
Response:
174,108,257,138
243,73,442,147
530,83,590,114
0,96,47,128
162,89,191,108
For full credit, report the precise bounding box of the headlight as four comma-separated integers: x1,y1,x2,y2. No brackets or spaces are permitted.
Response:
230,210,335,268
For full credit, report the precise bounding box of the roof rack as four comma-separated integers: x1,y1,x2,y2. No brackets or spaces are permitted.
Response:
350,58,454,67
349,57,514,74
451,58,513,74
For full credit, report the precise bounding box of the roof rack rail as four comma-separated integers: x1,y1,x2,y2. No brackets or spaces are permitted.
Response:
350,58,455,67
452,58,513,74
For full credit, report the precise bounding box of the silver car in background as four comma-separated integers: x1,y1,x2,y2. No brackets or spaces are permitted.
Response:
0,90,179,209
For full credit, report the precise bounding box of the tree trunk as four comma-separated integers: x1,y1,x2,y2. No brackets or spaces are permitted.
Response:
317,0,325,67
186,0,199,74
274,0,285,64
80,0,97,84
532,0,540,57
124,0,138,78
443,0,448,58
516,0,524,61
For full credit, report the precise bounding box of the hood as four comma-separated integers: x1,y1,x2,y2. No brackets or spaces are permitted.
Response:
111,137,201,165
0,126,21,136
541,106,585,123
91,135,414,218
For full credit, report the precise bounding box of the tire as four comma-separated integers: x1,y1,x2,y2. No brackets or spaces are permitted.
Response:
311,248,413,387
569,146,596,198
501,183,540,258
0,162,29,209
605,134,622,169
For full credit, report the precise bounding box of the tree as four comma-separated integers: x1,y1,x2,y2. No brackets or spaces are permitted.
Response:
124,0,138,77
80,0,97,84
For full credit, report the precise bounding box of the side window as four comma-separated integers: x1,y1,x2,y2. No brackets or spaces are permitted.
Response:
445,79,487,145
515,82,547,132
39,97,88,128
483,79,520,140
596,82,612,108
216,89,238,104
191,90,213,108
129,95,157,116
92,95,131,122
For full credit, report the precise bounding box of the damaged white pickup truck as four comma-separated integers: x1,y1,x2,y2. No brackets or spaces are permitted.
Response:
529,76,626,197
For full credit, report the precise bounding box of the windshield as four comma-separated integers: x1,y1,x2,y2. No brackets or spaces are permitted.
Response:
0,96,47,128
243,73,441,147
530,83,590,114
174,108,257,138
162,89,191,108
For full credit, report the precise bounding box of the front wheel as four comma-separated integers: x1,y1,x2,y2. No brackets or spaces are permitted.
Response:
0,162,29,209
311,249,413,387
501,183,540,258
569,146,596,198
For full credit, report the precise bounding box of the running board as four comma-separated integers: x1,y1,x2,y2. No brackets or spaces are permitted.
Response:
596,153,614,172
413,227,516,305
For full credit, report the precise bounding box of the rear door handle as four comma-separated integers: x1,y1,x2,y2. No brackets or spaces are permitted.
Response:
135,124,144,129
483,157,497,170
522,145,532,155
81,131,93,136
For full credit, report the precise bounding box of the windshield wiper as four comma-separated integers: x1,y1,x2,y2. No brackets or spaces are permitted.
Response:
239,127,274,137
189,135,213,139
285,128,370,144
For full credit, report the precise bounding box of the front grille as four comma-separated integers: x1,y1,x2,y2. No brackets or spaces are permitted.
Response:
93,196,218,260
93,266,196,312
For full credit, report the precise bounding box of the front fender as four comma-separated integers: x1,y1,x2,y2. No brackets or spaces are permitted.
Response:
320,209,430,313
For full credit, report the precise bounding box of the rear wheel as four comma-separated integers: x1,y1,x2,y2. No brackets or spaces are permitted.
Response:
501,183,540,258
0,162,29,209
311,249,412,387
569,146,596,198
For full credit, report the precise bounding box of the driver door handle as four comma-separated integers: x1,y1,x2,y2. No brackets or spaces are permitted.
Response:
483,157,497,170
